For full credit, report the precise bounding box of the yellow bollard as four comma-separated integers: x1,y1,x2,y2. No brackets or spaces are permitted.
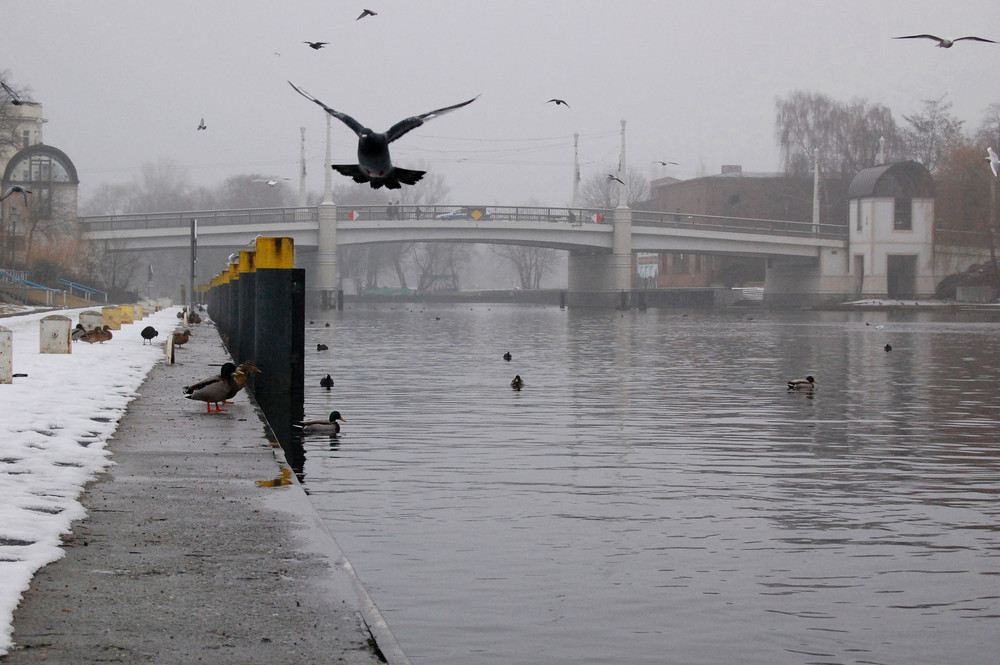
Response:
102,306,123,330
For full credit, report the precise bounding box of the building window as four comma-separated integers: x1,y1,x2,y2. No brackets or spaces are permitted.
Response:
856,201,861,231
22,130,30,148
673,253,689,274
893,198,912,231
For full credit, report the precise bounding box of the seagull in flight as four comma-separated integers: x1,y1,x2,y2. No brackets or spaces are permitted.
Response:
288,81,479,190
987,147,999,177
357,9,377,20
607,174,625,185
255,177,290,187
0,185,32,205
304,41,328,50
1,81,39,106
197,118,207,130
892,34,997,48
653,160,679,166
547,98,570,108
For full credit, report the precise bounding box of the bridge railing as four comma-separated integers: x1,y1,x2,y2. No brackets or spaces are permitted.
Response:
78,205,845,241
336,204,609,224
78,207,318,232
632,210,848,240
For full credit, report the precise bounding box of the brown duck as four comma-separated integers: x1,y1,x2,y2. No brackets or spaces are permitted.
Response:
172,329,191,347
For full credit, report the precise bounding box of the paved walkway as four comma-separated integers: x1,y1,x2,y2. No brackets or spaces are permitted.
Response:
2,318,404,664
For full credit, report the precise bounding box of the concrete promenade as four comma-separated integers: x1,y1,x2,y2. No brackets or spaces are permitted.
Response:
2,318,405,664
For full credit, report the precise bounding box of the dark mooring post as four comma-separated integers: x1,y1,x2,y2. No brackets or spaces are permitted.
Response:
189,219,197,312
236,249,256,365
226,260,240,359
253,237,304,446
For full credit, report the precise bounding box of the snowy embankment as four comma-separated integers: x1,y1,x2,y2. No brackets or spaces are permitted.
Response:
0,305,181,655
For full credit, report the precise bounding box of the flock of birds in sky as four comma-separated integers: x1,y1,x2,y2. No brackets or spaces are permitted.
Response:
2,20,1000,194
3,19,999,417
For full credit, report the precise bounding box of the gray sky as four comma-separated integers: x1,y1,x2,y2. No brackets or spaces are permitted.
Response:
4,0,998,208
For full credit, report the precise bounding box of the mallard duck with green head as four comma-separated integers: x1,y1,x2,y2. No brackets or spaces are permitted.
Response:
293,411,346,434
787,375,817,391
184,362,242,412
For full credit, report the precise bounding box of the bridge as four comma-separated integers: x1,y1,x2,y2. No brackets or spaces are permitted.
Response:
78,203,853,305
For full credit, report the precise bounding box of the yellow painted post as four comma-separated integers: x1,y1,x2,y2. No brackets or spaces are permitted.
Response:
102,306,122,330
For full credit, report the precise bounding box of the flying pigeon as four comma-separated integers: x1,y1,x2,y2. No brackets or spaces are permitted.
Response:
304,41,328,50
653,160,679,166
197,118,207,130
892,34,997,48
987,147,999,177
255,177,290,187
0,185,31,205
1,81,39,106
288,81,478,189
547,98,570,108
357,9,377,20
607,174,625,185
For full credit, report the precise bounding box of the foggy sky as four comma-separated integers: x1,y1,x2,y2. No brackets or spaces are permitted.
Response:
3,0,998,209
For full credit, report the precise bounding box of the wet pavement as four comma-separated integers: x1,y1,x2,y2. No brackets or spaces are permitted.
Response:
2,318,404,664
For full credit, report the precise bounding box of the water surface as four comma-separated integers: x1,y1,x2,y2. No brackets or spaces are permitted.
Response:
294,304,1000,665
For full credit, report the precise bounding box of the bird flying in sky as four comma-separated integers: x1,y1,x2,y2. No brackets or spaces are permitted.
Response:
0,185,32,205
288,81,478,189
547,98,570,108
607,174,625,185
254,177,290,187
987,147,999,177
1,81,39,106
892,34,997,48
304,41,328,50
197,118,207,130
357,9,377,20
653,160,679,166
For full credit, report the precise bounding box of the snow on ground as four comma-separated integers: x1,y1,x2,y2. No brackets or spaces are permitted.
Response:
0,305,182,655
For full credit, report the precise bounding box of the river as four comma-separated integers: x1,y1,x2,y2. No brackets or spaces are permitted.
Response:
290,303,1000,665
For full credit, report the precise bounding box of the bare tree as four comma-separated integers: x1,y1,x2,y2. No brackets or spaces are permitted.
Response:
412,243,471,293
490,244,559,289
579,169,649,208
974,102,1000,150
902,95,965,172
775,91,902,176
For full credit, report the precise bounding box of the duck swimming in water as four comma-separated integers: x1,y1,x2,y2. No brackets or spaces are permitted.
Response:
503,352,512,361
787,375,817,391
320,374,334,389
511,375,524,391
184,362,242,413
293,411,346,434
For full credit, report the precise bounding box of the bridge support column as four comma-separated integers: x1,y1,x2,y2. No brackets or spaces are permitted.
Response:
764,247,852,307
311,202,339,308
566,206,633,306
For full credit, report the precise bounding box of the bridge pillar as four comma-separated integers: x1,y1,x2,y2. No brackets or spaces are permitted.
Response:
764,247,852,306
566,206,633,306
312,202,339,307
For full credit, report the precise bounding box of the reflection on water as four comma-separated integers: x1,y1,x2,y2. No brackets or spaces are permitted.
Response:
293,304,1000,665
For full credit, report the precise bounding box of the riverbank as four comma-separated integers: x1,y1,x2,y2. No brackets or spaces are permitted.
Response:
0,309,403,664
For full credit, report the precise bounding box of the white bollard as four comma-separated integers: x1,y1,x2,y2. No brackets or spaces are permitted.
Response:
40,314,72,354
80,310,103,330
0,326,11,384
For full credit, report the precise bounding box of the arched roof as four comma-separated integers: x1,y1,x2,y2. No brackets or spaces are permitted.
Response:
2,144,80,185
847,160,933,199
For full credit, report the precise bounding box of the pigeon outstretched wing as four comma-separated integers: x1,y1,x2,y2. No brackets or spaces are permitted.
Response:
288,81,367,136
385,96,479,143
